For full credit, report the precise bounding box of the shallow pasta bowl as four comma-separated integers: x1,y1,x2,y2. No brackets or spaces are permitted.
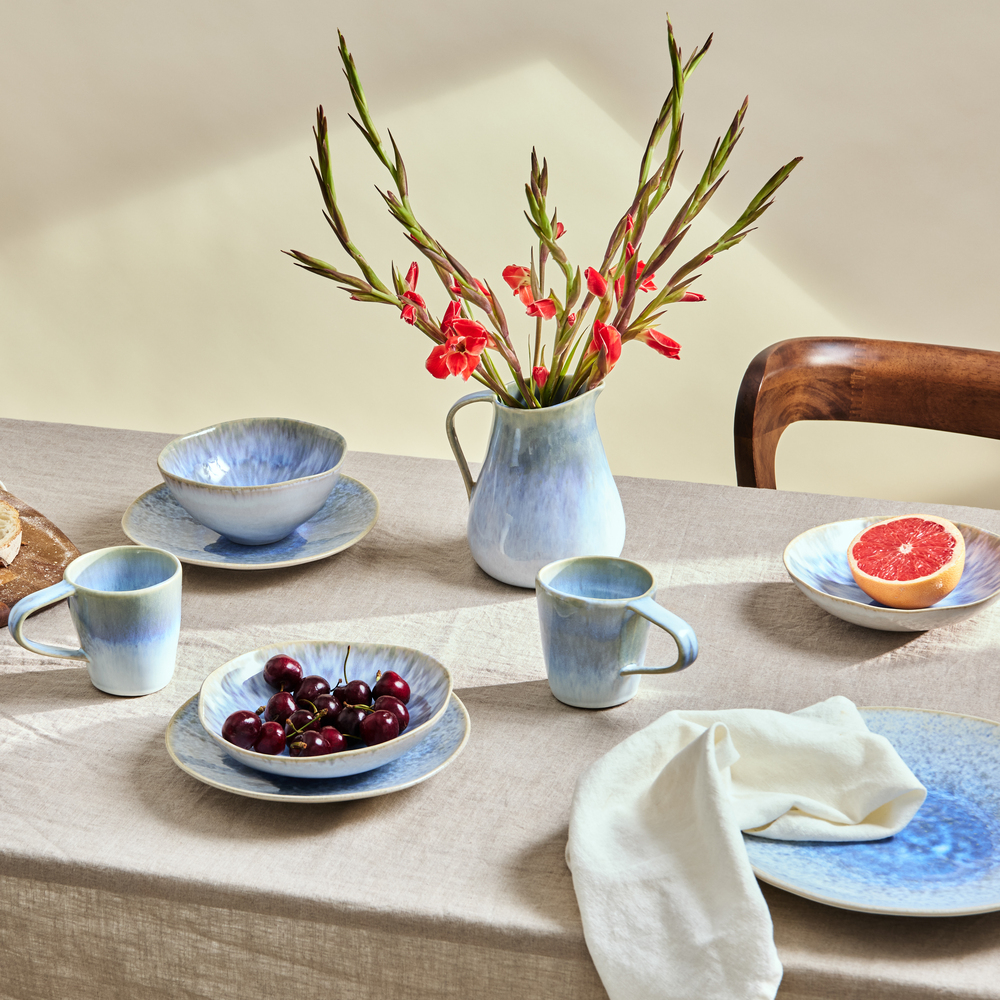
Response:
783,517,1000,632
199,640,453,778
158,417,346,545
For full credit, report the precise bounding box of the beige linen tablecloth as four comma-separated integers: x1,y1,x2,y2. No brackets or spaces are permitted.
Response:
1,417,999,1000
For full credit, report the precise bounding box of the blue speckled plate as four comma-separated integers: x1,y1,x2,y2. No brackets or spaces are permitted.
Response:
166,692,470,802
745,707,1000,915
784,517,1000,631
122,477,378,570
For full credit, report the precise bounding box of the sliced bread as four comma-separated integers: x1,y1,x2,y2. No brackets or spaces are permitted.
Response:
0,499,22,567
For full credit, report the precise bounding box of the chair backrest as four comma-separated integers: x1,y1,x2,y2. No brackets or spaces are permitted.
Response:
734,337,1000,489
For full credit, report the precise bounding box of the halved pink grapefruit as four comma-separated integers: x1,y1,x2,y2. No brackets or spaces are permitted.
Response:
847,515,965,610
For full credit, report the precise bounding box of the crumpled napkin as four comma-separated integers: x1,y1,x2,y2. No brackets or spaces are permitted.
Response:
566,696,926,1000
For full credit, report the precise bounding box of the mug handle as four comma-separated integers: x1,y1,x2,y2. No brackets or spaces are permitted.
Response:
7,581,88,661
445,390,495,500
620,595,698,675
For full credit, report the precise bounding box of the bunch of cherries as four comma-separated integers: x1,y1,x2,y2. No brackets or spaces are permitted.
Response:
221,647,411,757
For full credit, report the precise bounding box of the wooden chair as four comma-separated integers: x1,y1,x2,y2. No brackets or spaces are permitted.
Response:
734,337,1000,489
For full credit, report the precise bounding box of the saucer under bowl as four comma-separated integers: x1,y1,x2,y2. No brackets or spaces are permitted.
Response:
784,516,1000,631
199,640,453,778
158,417,346,545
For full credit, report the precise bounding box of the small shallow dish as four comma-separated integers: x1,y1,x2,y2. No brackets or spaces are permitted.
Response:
783,517,1000,631
199,640,452,779
158,417,346,545
168,692,470,803
746,707,1000,916
121,477,378,571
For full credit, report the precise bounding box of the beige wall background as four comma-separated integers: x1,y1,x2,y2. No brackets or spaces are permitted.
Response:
3,0,999,508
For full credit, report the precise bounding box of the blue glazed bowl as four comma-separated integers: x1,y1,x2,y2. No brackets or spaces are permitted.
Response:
198,640,453,778
784,517,1000,631
158,418,346,544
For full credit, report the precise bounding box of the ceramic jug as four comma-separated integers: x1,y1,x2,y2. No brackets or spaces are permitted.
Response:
446,385,626,587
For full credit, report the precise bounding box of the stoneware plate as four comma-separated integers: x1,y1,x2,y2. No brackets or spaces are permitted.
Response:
167,692,469,803
121,477,378,570
783,517,1000,631
199,640,452,778
745,707,1000,916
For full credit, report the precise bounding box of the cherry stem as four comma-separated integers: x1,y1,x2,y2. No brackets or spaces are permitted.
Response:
255,706,265,716
346,703,376,715
340,645,352,686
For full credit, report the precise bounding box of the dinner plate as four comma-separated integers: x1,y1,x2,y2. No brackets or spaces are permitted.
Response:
745,707,1000,916
166,692,470,802
122,477,378,570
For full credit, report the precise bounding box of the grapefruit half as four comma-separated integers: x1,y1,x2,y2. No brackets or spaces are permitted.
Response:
847,515,966,610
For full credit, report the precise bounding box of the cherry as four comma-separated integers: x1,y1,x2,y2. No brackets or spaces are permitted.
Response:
285,708,316,735
295,675,331,703
254,721,286,755
373,670,410,705
312,692,343,720
318,726,348,753
344,679,372,707
265,691,297,725
335,705,367,738
263,654,302,690
374,695,409,733
360,709,399,746
222,709,263,749
288,731,332,757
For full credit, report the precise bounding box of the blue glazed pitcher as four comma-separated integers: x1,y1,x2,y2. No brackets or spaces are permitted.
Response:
446,385,626,588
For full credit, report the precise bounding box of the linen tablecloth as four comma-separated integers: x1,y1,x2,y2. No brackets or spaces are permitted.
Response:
1,416,999,1000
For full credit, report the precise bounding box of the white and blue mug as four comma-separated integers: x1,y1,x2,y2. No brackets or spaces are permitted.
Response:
8,545,182,696
536,556,698,709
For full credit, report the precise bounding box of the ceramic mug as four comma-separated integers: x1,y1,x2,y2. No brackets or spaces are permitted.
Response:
8,545,182,696
536,555,698,709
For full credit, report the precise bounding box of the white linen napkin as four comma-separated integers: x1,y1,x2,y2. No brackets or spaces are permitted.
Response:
566,696,926,1000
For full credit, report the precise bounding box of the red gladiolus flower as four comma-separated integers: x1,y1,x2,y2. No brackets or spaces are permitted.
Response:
452,317,496,349
637,329,681,359
614,275,624,302
502,265,534,305
585,267,608,298
474,278,490,297
400,261,424,321
625,242,635,259
554,222,566,238
626,213,634,231
533,365,549,387
681,290,706,302
588,320,622,370
441,300,462,335
636,261,656,293
567,312,576,327
526,298,556,319
425,327,489,381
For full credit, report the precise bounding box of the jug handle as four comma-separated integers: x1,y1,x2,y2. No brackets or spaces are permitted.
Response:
446,390,495,499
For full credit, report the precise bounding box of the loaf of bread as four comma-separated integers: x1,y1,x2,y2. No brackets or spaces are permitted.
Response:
0,500,22,567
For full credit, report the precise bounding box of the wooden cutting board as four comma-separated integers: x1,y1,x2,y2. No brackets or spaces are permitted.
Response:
0,489,80,628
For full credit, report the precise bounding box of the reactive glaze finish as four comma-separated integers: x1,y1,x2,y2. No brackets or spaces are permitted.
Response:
745,707,1000,916
536,556,698,709
122,478,378,570
8,546,181,696
199,640,452,778
169,693,470,803
446,387,626,588
783,517,1000,631
158,417,346,544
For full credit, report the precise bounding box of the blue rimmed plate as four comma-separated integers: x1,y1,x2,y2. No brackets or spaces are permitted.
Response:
745,707,1000,916
166,692,470,803
122,477,378,570
783,517,1000,631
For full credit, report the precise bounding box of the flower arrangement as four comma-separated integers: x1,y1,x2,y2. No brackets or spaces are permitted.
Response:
287,20,800,409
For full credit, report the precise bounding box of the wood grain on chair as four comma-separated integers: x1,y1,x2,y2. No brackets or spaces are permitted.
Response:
734,338,1000,489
